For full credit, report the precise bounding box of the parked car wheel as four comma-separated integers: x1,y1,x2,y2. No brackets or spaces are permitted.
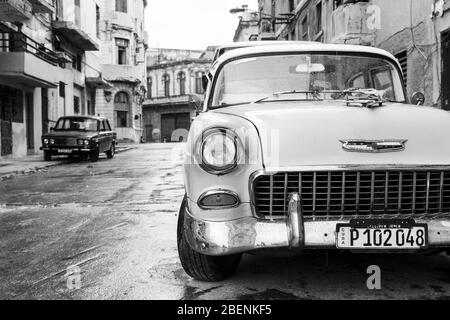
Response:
106,143,115,159
44,151,52,161
177,195,242,281
90,149,100,162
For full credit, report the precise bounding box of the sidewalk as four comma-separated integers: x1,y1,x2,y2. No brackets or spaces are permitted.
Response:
0,143,137,181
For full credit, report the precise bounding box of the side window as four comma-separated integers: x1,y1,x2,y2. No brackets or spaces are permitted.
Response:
106,120,112,131
348,73,365,89
99,120,106,131
371,67,394,100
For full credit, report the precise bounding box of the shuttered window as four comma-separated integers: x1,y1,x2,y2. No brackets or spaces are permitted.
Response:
395,50,408,89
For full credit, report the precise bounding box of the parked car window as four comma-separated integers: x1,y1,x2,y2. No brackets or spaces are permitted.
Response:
99,120,106,131
55,118,99,132
211,54,405,107
106,120,112,131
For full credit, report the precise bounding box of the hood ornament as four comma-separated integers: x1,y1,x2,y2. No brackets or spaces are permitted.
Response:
340,139,408,153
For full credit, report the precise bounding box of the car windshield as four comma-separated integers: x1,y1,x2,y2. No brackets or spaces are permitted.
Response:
211,53,405,108
55,118,99,132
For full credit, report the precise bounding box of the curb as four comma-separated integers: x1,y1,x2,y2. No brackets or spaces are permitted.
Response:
0,147,136,181
0,161,66,181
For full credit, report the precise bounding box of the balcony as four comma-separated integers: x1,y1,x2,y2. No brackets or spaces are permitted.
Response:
0,31,58,87
330,2,374,45
0,0,33,22
28,0,55,14
102,64,144,84
53,21,99,51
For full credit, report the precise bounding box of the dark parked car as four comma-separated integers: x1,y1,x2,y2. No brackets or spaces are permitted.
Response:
41,116,117,162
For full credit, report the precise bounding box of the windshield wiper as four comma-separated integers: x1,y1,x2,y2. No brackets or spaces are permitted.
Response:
252,90,322,104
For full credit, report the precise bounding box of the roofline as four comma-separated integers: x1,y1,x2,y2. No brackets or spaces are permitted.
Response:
212,43,401,72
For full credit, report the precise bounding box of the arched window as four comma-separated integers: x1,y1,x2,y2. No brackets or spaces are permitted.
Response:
114,91,129,103
177,71,186,96
195,71,205,94
162,74,170,97
147,77,152,99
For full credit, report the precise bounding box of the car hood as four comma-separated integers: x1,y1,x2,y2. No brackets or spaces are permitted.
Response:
42,131,96,139
214,101,450,168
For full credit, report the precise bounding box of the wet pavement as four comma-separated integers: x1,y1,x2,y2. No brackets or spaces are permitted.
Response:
0,143,449,300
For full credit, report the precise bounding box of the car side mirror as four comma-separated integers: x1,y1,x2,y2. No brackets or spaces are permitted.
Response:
411,92,425,105
202,75,209,92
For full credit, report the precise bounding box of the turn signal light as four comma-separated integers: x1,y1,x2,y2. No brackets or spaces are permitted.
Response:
198,191,240,209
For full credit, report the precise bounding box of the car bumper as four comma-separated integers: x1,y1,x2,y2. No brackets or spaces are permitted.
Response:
40,147,94,154
184,194,450,256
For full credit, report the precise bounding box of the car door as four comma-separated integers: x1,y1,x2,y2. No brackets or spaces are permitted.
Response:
98,120,108,152
105,120,116,144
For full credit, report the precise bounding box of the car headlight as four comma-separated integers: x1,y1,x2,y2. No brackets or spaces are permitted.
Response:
43,138,49,145
50,139,55,145
77,139,84,146
84,140,90,146
199,128,239,174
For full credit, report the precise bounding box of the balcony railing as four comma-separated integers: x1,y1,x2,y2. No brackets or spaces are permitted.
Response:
0,32,58,65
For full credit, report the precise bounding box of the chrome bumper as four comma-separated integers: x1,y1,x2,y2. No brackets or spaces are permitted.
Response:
184,193,450,256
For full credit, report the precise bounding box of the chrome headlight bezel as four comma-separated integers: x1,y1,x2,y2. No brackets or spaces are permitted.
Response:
196,127,240,175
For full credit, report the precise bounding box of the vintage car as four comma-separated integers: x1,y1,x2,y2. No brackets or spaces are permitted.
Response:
41,116,117,162
178,42,450,282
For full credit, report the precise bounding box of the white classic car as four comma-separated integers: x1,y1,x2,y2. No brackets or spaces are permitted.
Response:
177,42,450,281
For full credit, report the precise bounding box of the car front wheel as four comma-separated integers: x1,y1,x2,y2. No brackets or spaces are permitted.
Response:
44,151,52,161
177,195,242,282
90,149,100,162
106,143,115,159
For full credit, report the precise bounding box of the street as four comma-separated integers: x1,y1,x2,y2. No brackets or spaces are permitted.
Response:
0,144,449,300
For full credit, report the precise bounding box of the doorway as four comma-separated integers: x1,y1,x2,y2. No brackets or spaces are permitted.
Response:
0,86,13,156
26,93,34,152
161,113,191,142
442,30,450,110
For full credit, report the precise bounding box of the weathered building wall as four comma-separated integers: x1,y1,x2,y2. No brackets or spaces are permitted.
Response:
269,0,450,108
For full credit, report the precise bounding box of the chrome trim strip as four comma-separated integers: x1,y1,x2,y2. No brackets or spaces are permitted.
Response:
384,172,389,216
341,172,346,219
356,172,360,215
370,171,375,216
197,189,241,210
440,171,444,212
426,172,431,213
412,172,417,214
312,172,317,215
269,174,274,219
398,172,403,213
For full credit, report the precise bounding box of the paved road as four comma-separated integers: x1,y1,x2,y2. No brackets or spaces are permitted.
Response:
0,144,449,300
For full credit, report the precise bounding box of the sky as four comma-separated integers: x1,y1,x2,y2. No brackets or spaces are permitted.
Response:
145,0,258,50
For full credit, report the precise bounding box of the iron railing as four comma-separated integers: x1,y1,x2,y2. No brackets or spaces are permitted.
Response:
0,31,58,65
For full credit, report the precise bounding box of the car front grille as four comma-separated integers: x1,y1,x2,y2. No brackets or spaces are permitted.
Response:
54,138,77,146
252,170,450,219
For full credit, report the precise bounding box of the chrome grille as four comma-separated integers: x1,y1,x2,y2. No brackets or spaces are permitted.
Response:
253,170,450,219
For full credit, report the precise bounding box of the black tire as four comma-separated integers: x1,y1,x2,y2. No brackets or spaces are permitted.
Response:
90,149,100,162
106,143,115,159
177,195,242,282
44,151,52,161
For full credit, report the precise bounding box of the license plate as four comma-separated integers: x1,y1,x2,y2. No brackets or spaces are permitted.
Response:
336,219,428,249
58,149,72,154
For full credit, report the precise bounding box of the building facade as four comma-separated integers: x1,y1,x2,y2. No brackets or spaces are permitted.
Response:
96,0,148,143
142,48,214,143
256,0,450,108
0,0,148,159
0,0,102,159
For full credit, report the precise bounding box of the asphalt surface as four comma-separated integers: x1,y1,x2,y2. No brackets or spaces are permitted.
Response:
0,144,449,300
